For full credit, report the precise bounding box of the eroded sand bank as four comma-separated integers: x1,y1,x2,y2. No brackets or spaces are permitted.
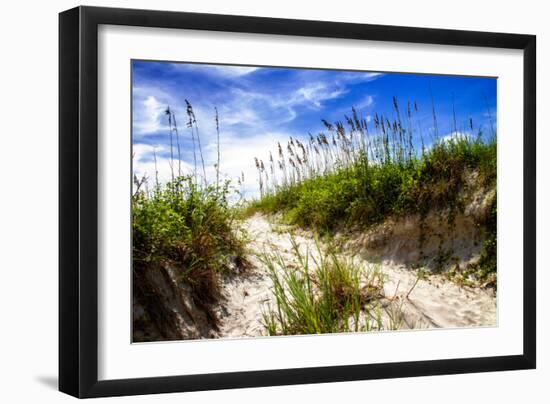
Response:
215,214,496,338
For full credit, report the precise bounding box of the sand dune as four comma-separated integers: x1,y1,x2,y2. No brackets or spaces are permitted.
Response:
215,214,496,338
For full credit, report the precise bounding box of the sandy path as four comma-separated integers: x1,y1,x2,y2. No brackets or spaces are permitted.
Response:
215,214,497,338
215,215,318,337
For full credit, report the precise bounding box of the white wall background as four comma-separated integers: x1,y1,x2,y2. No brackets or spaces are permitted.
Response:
0,0,546,402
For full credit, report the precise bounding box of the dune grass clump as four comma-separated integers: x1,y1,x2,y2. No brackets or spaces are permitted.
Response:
248,128,496,232
247,97,497,284
133,101,249,339
261,237,392,335
247,98,496,221
133,178,247,303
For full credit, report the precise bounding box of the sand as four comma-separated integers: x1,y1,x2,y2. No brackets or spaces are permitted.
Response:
215,214,497,338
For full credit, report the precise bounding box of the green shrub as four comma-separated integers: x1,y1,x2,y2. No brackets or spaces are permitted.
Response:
133,177,248,307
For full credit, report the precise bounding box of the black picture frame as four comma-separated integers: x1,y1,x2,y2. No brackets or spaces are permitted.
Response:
59,5,536,398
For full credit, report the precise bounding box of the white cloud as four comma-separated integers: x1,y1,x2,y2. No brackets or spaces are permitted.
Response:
217,81,347,128
439,131,471,143
210,65,259,77
292,83,348,109
204,88,298,129
281,71,383,111
132,86,176,136
133,95,166,134
133,143,195,187
338,72,383,84
424,131,472,151
220,107,262,127
205,130,298,200
133,143,162,163
170,63,259,78
354,95,374,110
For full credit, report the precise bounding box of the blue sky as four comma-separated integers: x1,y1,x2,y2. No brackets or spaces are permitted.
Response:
132,60,496,198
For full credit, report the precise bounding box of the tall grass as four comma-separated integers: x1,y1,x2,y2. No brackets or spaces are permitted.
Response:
261,237,400,335
132,101,248,338
248,97,496,227
248,97,497,283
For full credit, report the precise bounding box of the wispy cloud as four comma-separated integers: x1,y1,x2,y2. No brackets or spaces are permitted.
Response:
133,95,167,135
338,72,383,84
291,83,348,109
132,86,176,136
354,95,374,110
170,63,259,78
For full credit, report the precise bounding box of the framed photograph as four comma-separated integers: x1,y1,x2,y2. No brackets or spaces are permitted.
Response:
59,6,536,398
